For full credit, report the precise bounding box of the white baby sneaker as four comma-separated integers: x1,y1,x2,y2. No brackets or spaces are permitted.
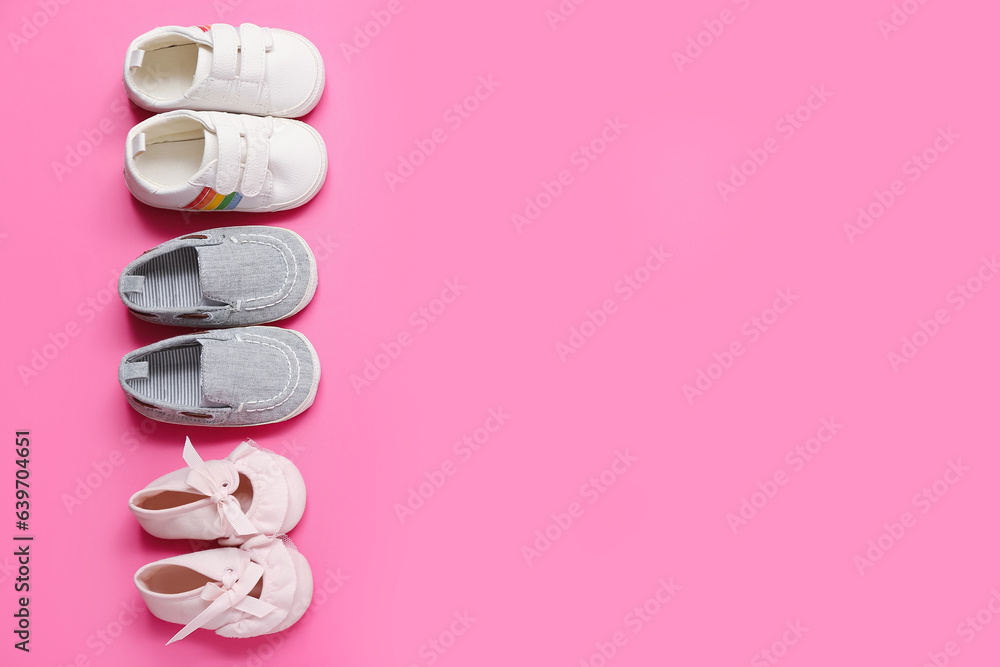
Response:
135,534,313,644
123,23,325,117
124,110,327,212
129,438,307,545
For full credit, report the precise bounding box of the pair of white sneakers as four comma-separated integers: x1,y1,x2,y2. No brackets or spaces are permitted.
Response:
123,24,327,212
131,438,313,644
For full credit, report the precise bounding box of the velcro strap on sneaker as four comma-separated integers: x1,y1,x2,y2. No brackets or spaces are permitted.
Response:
236,24,268,110
122,361,149,380
209,23,240,81
121,275,145,293
241,117,271,197
214,117,243,195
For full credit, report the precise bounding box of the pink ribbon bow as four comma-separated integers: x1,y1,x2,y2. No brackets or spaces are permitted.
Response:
167,561,276,644
183,437,258,537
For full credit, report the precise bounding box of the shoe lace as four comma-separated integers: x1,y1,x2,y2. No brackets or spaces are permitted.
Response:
166,561,276,644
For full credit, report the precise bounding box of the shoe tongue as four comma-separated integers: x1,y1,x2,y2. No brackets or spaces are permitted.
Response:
200,337,243,408
196,239,282,306
199,335,293,411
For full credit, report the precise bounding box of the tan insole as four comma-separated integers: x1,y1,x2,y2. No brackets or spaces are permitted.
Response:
140,489,204,510
146,565,213,594
145,565,265,598
137,474,253,512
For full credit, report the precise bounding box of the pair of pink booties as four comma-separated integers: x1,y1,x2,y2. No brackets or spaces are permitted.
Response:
130,438,312,644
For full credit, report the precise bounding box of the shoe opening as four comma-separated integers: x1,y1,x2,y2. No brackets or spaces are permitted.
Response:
125,344,228,409
123,246,224,310
131,36,204,101
140,564,265,599
134,116,208,187
136,474,252,512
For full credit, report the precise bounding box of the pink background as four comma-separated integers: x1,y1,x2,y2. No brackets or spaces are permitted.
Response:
2,0,999,665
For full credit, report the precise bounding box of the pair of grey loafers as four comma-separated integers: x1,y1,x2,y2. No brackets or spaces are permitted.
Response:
118,226,320,427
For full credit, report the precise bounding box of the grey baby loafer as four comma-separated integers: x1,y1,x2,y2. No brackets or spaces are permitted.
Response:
119,226,317,328
120,326,320,426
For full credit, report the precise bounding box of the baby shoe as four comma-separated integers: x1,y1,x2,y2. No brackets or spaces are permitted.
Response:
123,23,324,118
119,326,320,427
124,110,327,212
119,226,317,328
135,534,313,644
130,437,306,545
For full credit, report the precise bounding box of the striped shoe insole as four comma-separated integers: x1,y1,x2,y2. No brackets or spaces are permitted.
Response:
130,247,220,309
127,345,203,408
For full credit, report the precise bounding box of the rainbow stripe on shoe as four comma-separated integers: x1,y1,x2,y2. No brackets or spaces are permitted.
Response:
183,187,243,211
